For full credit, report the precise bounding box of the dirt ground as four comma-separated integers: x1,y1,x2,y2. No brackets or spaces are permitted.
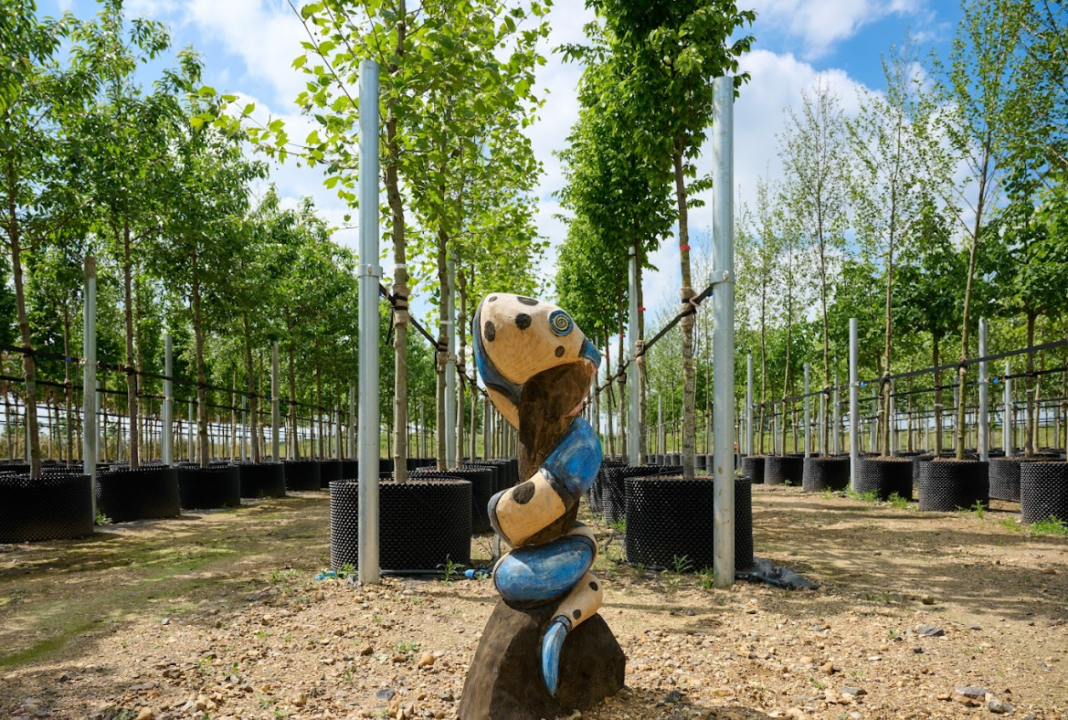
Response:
1,485,1066,720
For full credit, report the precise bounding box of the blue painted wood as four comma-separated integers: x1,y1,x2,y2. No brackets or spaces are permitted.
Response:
543,418,602,498
494,535,595,605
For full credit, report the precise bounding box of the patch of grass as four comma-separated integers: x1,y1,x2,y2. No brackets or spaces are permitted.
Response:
1028,516,1068,537
610,517,626,534
697,568,716,590
0,618,103,667
845,488,879,503
392,639,419,656
971,501,987,519
820,488,841,500
998,518,1022,532
886,493,909,510
95,511,113,525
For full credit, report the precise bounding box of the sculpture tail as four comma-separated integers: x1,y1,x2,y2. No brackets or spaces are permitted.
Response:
541,616,570,696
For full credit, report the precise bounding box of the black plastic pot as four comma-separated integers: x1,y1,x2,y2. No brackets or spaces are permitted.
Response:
764,456,803,486
1020,462,1068,524
989,457,1036,502
341,459,358,480
330,478,472,572
320,459,343,489
624,474,754,572
801,456,850,493
97,466,181,521
419,465,495,533
742,456,765,485
0,472,93,542
857,457,913,501
918,460,989,512
283,460,321,491
176,465,241,509
601,465,682,524
234,462,286,499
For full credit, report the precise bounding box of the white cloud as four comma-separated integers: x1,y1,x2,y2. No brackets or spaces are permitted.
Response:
745,0,929,57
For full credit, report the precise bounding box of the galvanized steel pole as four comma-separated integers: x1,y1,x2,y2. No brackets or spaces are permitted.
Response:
1003,360,1012,456
888,382,896,456
803,363,810,458
357,60,381,584
271,343,280,460
833,371,840,456
849,319,859,489
628,248,640,467
349,381,356,460
83,257,97,517
445,253,457,469
711,76,735,588
979,319,989,461
162,335,173,465
746,354,754,456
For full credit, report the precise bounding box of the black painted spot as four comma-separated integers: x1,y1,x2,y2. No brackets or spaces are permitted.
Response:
511,481,535,505
515,313,532,330
484,321,496,341
555,345,565,357
517,296,538,306
589,581,599,591
572,609,582,620
488,295,498,302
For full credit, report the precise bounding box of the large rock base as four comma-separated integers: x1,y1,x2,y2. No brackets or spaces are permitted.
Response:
459,600,626,720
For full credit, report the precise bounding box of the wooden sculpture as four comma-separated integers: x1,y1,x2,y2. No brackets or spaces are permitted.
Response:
459,294,625,720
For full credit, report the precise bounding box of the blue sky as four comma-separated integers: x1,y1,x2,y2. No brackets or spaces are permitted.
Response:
38,0,966,323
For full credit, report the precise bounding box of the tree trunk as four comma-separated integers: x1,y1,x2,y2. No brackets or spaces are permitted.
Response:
243,311,260,463
672,145,697,480
191,252,209,468
287,314,298,460
435,226,449,471
636,249,647,464
1025,311,1037,457
63,315,73,467
933,336,943,454
121,220,140,469
456,267,467,463
8,160,42,478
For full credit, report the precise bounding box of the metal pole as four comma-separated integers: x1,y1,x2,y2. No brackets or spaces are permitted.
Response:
803,363,810,458
889,382,896,456
271,343,280,461
241,395,248,461
445,253,457,469
849,318,859,489
357,59,381,584
161,335,173,466
83,257,97,520
187,401,194,462
978,318,989,461
746,354,753,456
348,381,356,460
833,371,840,456
628,247,640,467
657,394,664,456
711,76,734,588
1004,360,1012,456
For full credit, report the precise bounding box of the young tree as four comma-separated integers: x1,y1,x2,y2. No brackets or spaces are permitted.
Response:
779,79,849,456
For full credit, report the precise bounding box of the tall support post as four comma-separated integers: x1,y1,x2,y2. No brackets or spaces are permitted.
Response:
162,335,173,465
187,401,194,462
746,354,754,456
1003,360,1012,456
889,382,896,455
833,372,841,456
445,252,457,469
978,318,989,461
357,60,381,584
628,247,640,467
241,395,248,460
803,363,811,458
271,343,280,460
348,381,356,460
711,76,735,588
849,318,859,489
83,258,98,518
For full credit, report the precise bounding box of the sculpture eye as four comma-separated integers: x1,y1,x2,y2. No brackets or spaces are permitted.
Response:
549,310,573,336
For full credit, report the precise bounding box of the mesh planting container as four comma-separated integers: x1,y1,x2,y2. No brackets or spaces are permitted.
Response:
918,460,989,512
1020,462,1068,524
742,456,765,485
989,457,1035,503
856,458,913,501
589,461,624,515
623,474,754,572
468,461,503,494
320,460,343,489
234,462,286,499
801,457,850,493
412,465,495,533
283,460,321,491
330,477,472,572
601,465,681,524
764,456,803,487
0,472,93,542
341,459,358,480
177,465,242,509
97,465,181,521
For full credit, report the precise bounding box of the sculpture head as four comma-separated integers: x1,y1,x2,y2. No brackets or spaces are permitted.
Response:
472,294,601,429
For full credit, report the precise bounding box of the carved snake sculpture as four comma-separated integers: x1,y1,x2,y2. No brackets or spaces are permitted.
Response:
472,293,604,696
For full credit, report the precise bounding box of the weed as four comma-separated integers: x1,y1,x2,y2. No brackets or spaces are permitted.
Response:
393,639,419,656
1028,516,1068,538
610,517,626,534
95,511,113,526
886,493,909,510
971,501,986,519
697,568,716,590
670,555,692,575
338,563,355,580
998,518,1021,532
633,562,645,578
846,489,879,503
439,556,463,584
820,488,839,500
372,614,383,623
808,677,826,690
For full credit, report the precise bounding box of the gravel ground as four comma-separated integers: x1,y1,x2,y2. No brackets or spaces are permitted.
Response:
0,485,1066,720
